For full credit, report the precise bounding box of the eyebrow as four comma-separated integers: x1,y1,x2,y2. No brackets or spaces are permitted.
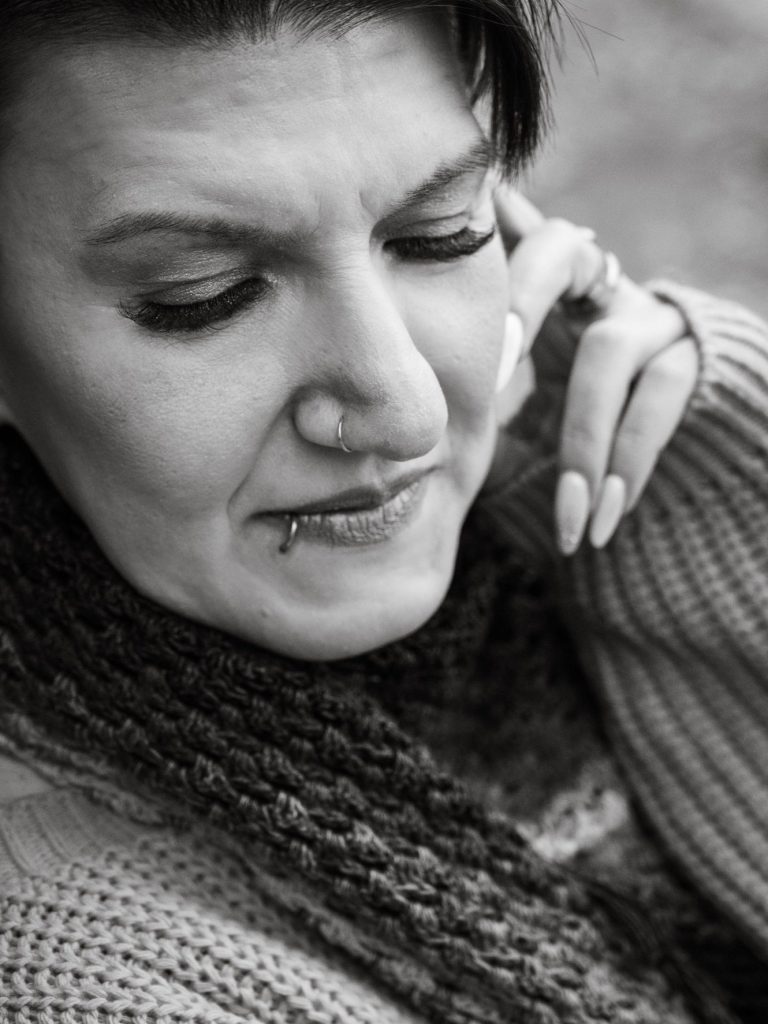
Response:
398,135,496,210
84,136,497,249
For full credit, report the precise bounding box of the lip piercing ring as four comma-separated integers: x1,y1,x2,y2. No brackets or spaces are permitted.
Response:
337,414,352,453
279,516,299,554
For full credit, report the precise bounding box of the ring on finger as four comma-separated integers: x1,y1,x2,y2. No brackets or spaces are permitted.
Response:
567,246,623,312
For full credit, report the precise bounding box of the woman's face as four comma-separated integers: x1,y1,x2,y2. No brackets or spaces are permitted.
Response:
0,14,510,660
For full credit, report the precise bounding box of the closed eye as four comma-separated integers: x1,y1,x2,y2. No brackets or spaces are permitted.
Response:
120,225,496,336
120,277,269,334
387,225,496,262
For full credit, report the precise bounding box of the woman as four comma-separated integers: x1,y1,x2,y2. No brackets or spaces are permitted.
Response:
0,2,766,1022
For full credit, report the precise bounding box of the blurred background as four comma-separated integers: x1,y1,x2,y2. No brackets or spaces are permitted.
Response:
525,0,767,317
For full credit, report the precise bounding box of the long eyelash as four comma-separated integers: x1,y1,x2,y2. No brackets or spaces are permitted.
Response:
122,278,268,335
123,227,493,336
391,226,496,262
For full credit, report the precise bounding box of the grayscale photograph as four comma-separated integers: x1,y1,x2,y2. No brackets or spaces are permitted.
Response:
0,2,766,1021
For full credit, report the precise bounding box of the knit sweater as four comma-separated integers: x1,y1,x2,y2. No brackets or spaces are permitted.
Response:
1,282,767,1024
482,281,768,953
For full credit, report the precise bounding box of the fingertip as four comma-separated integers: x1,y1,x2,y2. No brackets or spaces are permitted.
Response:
494,188,546,238
555,470,591,556
589,474,627,548
495,313,524,394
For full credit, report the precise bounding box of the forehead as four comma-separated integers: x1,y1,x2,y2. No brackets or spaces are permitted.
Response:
4,14,482,233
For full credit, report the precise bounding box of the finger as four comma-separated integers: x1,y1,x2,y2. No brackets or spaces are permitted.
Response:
505,218,607,355
493,187,546,250
609,336,699,514
558,316,654,502
559,299,688,496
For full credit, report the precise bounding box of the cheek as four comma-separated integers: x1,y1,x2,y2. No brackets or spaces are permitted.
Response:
73,347,281,513
403,240,509,426
0,282,282,514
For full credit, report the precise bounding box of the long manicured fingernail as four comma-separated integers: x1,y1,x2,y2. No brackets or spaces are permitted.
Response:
589,475,627,548
495,313,524,394
555,471,590,556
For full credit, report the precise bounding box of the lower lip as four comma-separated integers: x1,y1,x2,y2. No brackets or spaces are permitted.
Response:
271,475,430,549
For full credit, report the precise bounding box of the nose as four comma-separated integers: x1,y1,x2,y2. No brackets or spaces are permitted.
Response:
293,271,448,462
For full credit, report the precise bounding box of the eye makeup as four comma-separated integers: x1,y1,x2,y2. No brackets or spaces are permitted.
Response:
120,277,269,334
120,224,497,335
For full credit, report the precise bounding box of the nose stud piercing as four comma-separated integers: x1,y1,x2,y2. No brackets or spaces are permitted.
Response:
337,415,352,453
279,516,299,554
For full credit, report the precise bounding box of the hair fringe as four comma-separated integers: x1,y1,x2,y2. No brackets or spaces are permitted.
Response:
0,0,569,170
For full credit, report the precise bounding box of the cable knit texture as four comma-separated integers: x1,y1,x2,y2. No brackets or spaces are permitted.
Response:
0,283,766,1024
482,282,768,958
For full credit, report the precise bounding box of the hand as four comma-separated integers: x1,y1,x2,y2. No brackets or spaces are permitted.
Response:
494,189,698,555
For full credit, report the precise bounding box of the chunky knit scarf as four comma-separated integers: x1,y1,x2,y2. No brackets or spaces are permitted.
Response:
0,427,733,1024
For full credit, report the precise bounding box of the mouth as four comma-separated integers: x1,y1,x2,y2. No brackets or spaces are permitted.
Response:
261,468,436,548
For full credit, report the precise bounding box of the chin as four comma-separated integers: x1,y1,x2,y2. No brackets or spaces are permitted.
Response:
222,517,462,662
267,567,455,662
221,469,468,661
150,468,478,662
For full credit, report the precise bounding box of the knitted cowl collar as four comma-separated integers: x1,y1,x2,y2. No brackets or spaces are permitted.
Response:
0,427,726,1024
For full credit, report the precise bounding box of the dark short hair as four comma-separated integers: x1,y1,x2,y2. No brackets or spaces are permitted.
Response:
0,0,563,172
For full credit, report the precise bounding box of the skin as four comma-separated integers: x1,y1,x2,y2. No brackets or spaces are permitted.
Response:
0,14,510,660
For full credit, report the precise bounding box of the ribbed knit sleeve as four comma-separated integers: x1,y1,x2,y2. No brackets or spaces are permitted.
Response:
480,283,768,957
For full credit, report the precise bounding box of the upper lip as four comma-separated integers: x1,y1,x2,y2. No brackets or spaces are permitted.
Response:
264,467,435,517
